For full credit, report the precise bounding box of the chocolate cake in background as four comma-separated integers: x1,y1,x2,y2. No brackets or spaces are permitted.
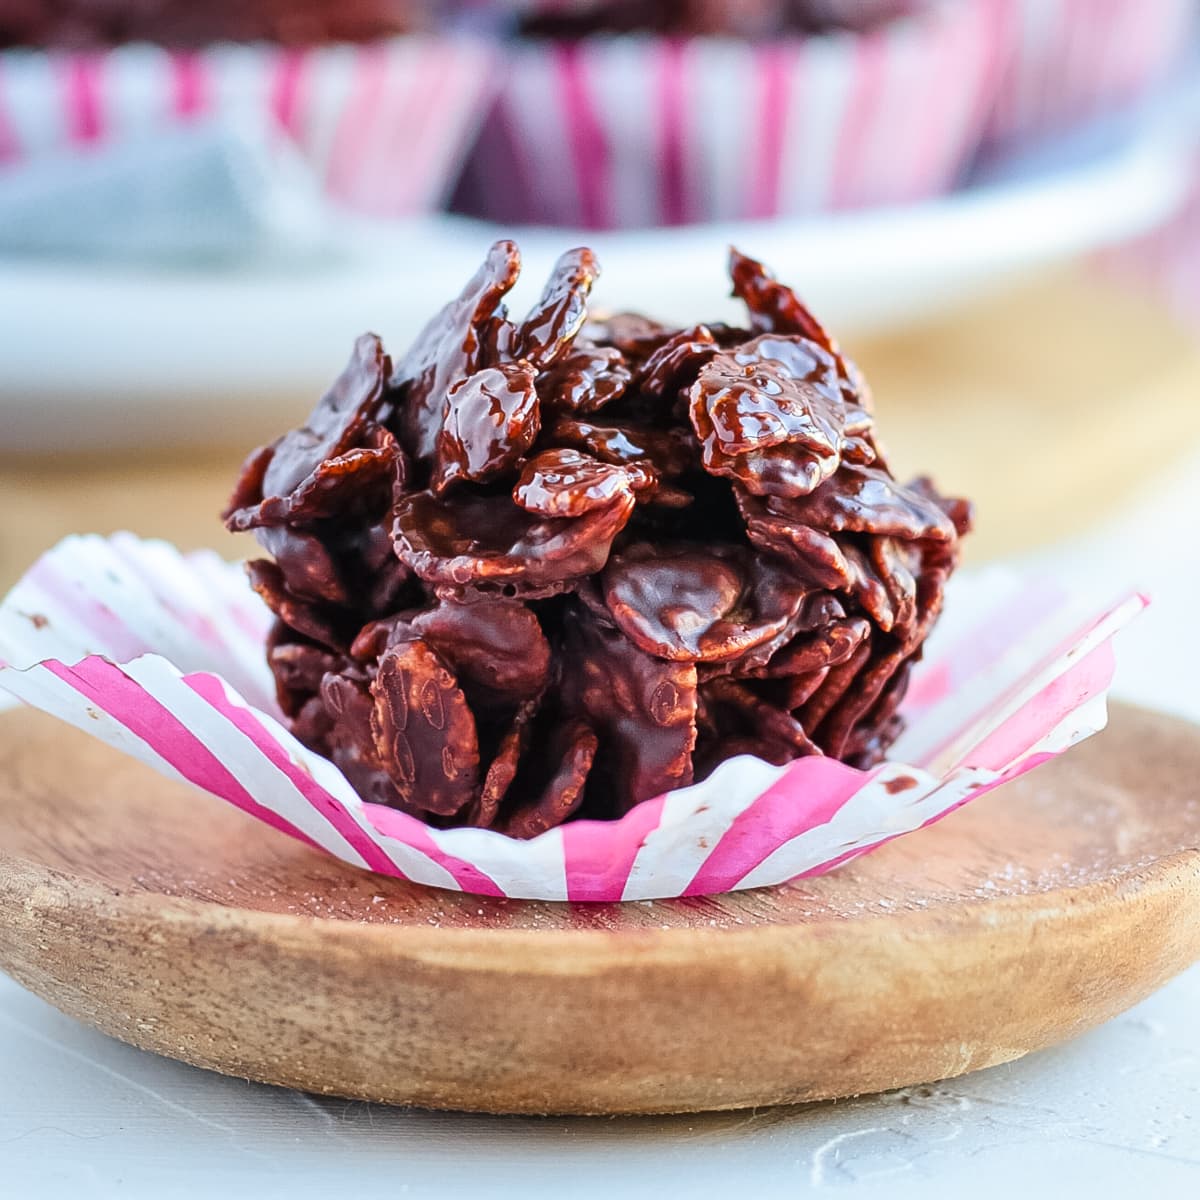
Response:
0,0,433,49
0,0,921,49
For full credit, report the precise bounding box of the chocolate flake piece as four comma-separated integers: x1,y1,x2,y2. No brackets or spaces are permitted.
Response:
561,608,698,812
393,487,635,592
515,248,600,367
514,448,652,518
263,333,390,497
548,415,699,479
635,324,718,398
268,641,345,700
409,598,551,709
370,638,480,816
779,464,959,542
224,336,396,531
463,699,540,830
583,310,671,360
319,671,402,811
538,345,631,414
256,525,348,606
246,559,348,652
689,333,849,497
603,542,807,663
391,240,521,461
704,677,823,759
498,718,598,838
433,362,540,494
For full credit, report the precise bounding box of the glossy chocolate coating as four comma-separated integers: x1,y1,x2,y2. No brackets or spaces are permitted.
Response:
227,242,970,835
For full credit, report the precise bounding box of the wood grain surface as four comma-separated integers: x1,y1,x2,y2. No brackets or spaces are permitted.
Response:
1,702,1198,1115
3,270,1200,587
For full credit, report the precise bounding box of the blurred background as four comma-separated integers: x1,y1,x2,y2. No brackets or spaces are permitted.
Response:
1,0,1199,716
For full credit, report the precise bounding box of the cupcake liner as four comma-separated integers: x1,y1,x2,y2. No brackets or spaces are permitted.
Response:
453,1,1001,227
983,0,1196,149
0,533,1143,901
0,37,498,217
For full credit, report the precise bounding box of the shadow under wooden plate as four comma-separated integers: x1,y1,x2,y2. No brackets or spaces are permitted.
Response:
0,702,1198,1115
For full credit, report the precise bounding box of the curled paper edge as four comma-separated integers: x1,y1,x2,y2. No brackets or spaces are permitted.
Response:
0,533,1145,901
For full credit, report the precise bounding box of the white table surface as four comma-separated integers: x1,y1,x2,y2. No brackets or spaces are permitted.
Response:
4,453,1199,1197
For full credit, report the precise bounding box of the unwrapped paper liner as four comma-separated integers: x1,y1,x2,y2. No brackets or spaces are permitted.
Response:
0,38,497,218
0,534,1144,901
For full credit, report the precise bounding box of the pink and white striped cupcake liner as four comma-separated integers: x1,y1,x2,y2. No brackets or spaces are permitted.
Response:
456,0,1195,229
0,533,1143,901
983,0,1196,150
456,1,1002,227
0,37,498,217
457,0,1011,227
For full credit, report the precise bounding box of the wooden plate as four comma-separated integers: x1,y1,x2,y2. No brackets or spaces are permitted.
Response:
1,702,1198,1116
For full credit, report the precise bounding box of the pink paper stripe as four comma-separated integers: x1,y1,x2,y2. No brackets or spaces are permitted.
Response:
105,539,232,659
559,43,608,229
656,39,689,226
270,49,308,138
953,0,1011,169
684,756,869,897
831,32,886,209
794,841,879,879
63,55,104,146
902,24,971,199
905,582,1068,717
323,43,390,203
362,44,456,215
362,803,506,897
184,673,400,876
799,739,1067,884
928,594,1142,773
748,44,793,221
0,61,22,162
369,47,438,214
986,0,1188,143
962,642,1116,773
560,794,669,902
171,53,207,119
28,557,153,663
45,658,318,850
903,659,953,712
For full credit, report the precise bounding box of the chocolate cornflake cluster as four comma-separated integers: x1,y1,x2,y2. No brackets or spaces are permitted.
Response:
225,243,970,837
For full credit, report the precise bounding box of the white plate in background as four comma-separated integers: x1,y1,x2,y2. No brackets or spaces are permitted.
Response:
0,107,1191,452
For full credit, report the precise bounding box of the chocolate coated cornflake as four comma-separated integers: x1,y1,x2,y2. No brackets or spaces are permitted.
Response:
227,243,970,835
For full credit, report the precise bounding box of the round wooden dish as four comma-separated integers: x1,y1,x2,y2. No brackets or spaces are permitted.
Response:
1,702,1198,1116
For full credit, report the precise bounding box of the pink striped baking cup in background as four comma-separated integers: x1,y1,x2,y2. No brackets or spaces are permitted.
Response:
0,533,1145,901
982,0,1196,150
451,0,1003,227
0,37,499,217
